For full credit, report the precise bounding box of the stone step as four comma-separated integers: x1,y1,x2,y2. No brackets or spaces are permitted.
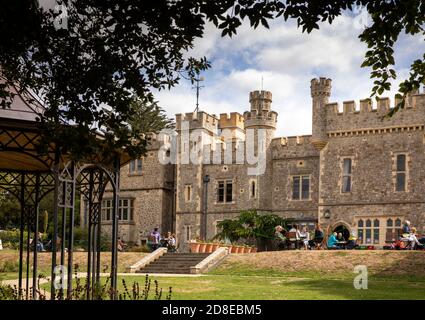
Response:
137,252,211,274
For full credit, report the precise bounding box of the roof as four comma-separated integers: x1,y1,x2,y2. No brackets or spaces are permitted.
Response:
0,85,131,172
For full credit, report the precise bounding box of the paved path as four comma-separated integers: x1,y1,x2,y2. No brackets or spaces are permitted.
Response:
1,272,202,287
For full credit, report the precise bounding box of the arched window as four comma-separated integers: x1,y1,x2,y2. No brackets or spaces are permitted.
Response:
358,220,364,228
366,219,371,228
395,218,402,227
373,219,380,244
386,218,402,242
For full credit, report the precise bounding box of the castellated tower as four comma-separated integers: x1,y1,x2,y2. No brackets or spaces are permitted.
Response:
243,90,278,211
243,90,278,146
311,77,332,150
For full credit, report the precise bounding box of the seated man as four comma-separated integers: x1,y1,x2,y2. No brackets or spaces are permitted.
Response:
274,225,286,250
147,227,161,251
117,237,127,252
327,232,339,249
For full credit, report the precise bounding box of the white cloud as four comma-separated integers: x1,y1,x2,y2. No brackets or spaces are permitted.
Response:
156,12,425,138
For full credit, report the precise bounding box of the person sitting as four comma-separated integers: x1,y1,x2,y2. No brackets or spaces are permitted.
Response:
274,225,286,250
402,220,411,235
347,231,358,249
327,232,339,249
36,232,46,252
287,224,302,249
409,227,423,250
163,231,177,252
117,237,127,252
299,226,310,250
148,227,161,251
308,223,324,249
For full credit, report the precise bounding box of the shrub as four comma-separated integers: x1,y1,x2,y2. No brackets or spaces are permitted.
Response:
0,270,172,300
0,229,28,249
0,260,19,273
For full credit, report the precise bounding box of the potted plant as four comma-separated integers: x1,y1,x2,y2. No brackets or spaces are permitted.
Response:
244,245,251,253
205,242,213,253
211,242,220,252
251,246,258,253
230,245,238,253
189,240,200,253
198,241,207,253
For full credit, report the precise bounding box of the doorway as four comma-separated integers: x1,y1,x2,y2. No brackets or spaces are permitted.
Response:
333,224,350,241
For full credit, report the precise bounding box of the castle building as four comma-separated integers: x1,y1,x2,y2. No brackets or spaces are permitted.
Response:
88,78,425,251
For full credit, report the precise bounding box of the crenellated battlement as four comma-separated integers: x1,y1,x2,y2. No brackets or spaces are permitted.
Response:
219,112,245,130
311,77,332,97
271,135,319,159
175,111,219,132
324,92,425,133
249,90,273,112
272,135,313,147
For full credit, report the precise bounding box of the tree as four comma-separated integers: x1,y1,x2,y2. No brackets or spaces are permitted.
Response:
0,1,423,159
214,210,289,250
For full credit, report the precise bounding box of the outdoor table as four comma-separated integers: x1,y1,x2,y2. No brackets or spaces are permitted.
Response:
337,241,347,249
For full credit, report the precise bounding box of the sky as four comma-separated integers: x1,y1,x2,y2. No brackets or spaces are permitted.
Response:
154,8,425,138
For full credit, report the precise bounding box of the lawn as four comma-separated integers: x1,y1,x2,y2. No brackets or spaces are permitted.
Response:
113,272,425,300
0,249,147,281
3,250,425,299
117,250,425,299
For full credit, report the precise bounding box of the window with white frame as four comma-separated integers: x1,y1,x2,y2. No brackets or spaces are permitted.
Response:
395,154,407,191
217,180,233,203
184,225,192,242
101,198,134,222
357,218,379,244
129,159,142,174
292,175,310,200
386,218,402,242
341,158,352,193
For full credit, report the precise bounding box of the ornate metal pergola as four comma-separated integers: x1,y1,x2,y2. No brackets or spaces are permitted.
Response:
0,85,129,299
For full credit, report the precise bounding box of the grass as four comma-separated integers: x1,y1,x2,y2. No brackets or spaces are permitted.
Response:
0,249,147,281
111,273,425,300
4,250,425,300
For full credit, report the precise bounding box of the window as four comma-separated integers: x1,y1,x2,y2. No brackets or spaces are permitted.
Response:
386,218,402,242
101,198,134,222
341,158,352,193
292,175,310,200
184,225,192,242
250,180,256,198
217,180,233,203
395,154,406,191
357,218,379,244
129,159,142,174
184,185,192,202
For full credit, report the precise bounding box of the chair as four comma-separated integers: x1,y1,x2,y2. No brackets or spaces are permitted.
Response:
285,231,301,249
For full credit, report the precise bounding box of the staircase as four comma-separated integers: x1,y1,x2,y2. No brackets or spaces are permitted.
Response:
136,252,210,274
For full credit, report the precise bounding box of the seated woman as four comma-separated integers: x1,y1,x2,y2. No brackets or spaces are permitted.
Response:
409,227,423,250
299,226,310,250
274,225,286,250
346,231,358,249
308,223,324,249
327,232,339,249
